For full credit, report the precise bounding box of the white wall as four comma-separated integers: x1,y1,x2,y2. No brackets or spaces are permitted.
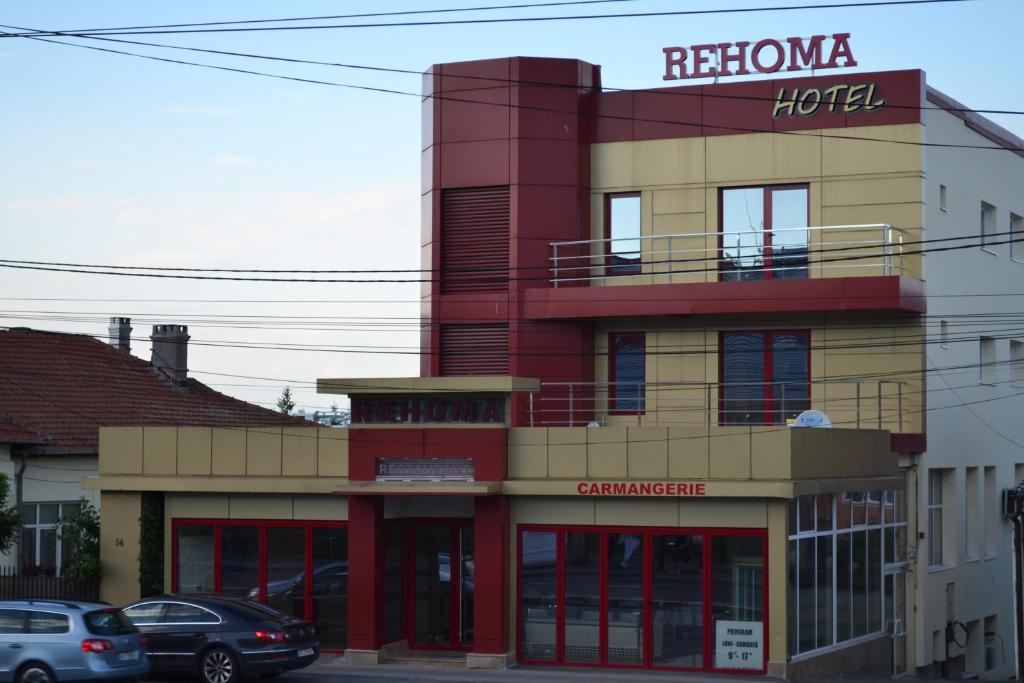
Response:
21,455,98,508
918,101,1024,679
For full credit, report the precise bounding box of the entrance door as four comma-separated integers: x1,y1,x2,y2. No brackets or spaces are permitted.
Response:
410,521,474,649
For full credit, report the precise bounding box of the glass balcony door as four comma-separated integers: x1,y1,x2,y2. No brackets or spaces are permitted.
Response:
409,520,474,650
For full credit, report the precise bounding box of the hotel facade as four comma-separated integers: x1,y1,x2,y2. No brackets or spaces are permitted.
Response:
91,55,1024,679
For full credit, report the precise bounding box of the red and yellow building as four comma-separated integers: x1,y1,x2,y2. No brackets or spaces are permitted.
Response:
94,56,952,678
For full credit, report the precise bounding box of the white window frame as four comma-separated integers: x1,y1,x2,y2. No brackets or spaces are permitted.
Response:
980,202,997,255
19,502,78,574
928,470,949,569
939,184,948,213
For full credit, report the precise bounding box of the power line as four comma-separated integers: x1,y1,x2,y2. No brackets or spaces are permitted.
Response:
7,29,1022,155
0,0,971,37
12,23,1024,119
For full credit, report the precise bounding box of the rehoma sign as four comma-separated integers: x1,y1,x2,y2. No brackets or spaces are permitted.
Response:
663,33,856,81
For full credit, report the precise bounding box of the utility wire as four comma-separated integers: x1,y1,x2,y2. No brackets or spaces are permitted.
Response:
0,0,971,37
6,29,1021,154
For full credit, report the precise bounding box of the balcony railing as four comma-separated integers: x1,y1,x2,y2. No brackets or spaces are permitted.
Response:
527,379,906,430
549,224,905,287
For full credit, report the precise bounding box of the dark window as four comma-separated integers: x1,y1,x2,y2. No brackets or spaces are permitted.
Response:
720,186,809,281
606,193,642,275
721,331,809,424
610,333,645,413
163,603,219,624
123,603,165,625
27,611,69,634
220,526,259,599
0,609,25,634
84,609,137,636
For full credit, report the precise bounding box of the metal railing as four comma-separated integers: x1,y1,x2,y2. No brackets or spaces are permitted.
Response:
527,378,905,430
549,224,905,286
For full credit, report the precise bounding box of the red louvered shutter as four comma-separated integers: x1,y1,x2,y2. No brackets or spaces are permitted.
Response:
440,324,509,376
441,186,510,293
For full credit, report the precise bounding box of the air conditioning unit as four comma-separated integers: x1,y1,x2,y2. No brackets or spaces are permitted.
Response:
1002,489,1019,518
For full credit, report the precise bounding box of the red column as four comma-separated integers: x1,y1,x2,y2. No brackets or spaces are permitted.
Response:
347,495,384,651
473,495,509,654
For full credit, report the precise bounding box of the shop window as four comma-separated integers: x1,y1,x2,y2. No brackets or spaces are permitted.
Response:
720,185,809,281
606,193,641,275
789,490,905,657
981,202,997,254
519,526,763,673
720,331,809,425
173,520,348,651
19,501,79,575
609,333,645,414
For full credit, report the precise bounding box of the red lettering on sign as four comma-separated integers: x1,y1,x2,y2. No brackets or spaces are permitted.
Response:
662,46,688,80
601,483,612,495
696,483,706,496
663,34,855,81
577,482,588,495
427,401,447,422
690,43,717,78
639,483,652,495
351,400,372,424
717,41,750,77
751,39,785,73
787,34,826,71
483,399,503,423
826,32,857,68
653,482,665,495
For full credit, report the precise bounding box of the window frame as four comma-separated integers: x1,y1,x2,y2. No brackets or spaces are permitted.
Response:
19,501,79,574
718,184,811,281
517,524,769,674
927,470,947,569
1011,212,1023,264
718,330,811,425
171,519,348,651
980,336,997,385
604,192,643,276
980,202,997,255
608,332,646,416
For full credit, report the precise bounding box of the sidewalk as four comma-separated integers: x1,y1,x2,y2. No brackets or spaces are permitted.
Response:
307,654,788,683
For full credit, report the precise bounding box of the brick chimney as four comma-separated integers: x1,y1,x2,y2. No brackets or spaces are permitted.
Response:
108,317,132,352
151,324,190,381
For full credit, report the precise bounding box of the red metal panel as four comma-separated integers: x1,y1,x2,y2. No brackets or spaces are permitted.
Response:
633,87,702,140
439,139,511,188
347,496,385,651
349,429,426,481
593,91,634,143
473,496,510,654
441,186,510,294
440,324,509,376
440,87,511,144
702,81,777,137
891,432,926,454
425,428,508,481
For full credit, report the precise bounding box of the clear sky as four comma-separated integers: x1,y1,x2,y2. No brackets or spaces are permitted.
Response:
1,0,1021,414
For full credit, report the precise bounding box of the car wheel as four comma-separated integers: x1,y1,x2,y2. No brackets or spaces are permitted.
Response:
200,648,239,683
16,663,55,683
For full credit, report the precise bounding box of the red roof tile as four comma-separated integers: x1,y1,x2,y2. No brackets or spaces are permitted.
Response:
0,328,314,456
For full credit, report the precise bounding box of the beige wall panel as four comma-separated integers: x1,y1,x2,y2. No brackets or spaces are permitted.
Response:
547,428,588,478
595,498,678,526
143,426,177,475
820,203,922,231
293,495,348,521
591,142,635,190
632,138,706,187
749,428,793,480
515,497,595,525
627,427,668,479
821,124,923,177
706,132,821,184
282,427,318,477
99,427,143,475
317,429,347,478
177,427,212,476
821,175,922,207
708,430,751,479
586,427,628,478
246,427,283,476
652,188,705,216
99,492,142,606
508,428,548,479
767,499,788,663
668,427,710,478
678,499,767,527
167,493,230,519
212,428,247,476
229,494,292,519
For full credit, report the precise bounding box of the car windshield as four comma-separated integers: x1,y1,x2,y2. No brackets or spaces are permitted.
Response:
85,609,138,635
216,600,288,623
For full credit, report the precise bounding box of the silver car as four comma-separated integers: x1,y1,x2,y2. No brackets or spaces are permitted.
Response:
0,600,150,683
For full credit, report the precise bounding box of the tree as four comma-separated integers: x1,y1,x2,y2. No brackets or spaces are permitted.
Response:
276,386,295,415
58,498,100,580
330,402,342,426
0,474,20,555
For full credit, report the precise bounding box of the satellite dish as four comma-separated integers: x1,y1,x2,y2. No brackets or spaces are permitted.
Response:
792,410,832,428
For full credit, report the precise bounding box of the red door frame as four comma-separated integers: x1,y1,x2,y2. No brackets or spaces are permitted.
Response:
718,329,811,425
718,184,810,281
405,518,474,651
171,519,348,653
516,524,769,674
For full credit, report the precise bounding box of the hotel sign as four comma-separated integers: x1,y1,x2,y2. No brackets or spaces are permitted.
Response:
351,396,504,424
576,481,707,496
663,33,856,80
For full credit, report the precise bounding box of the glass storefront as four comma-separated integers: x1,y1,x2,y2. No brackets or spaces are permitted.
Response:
173,520,348,650
518,526,766,672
